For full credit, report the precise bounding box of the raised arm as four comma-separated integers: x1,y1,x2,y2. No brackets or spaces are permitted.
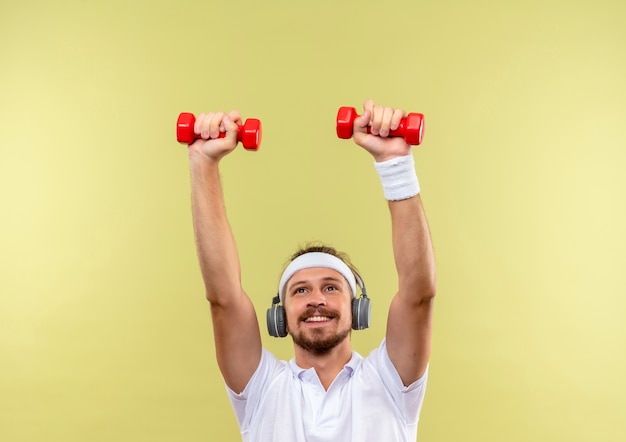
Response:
188,111,262,393
352,100,436,386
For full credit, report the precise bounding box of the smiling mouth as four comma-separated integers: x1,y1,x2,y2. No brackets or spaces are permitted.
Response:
304,316,332,323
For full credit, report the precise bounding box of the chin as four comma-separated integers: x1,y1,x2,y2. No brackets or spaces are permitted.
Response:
291,327,351,355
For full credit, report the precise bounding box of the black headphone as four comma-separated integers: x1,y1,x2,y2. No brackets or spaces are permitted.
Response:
266,271,371,338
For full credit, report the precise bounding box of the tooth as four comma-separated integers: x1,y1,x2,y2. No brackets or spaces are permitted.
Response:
306,316,330,322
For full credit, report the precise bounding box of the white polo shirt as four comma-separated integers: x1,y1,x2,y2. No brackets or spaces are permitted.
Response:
226,339,428,442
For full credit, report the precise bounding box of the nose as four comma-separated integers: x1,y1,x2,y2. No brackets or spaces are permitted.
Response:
307,288,327,307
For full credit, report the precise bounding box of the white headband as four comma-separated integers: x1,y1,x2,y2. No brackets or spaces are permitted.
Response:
278,252,357,302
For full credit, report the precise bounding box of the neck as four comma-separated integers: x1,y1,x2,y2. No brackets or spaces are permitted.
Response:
293,339,352,390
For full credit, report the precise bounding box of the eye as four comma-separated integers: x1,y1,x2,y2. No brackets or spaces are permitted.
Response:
325,285,337,292
294,287,307,295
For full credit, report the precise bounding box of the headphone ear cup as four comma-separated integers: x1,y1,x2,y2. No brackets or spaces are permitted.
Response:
266,305,288,338
351,296,371,330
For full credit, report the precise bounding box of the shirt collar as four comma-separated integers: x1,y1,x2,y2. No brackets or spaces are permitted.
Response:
289,351,363,380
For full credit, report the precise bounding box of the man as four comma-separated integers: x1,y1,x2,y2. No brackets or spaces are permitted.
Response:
186,100,436,441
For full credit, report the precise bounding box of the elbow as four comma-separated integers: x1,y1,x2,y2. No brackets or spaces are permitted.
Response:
205,289,224,306
204,287,242,308
423,271,437,299
401,272,437,306
205,290,216,304
417,281,437,305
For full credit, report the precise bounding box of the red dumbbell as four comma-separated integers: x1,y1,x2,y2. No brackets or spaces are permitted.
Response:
176,112,262,151
335,106,424,146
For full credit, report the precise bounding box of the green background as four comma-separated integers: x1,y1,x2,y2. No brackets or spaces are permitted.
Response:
1,0,625,440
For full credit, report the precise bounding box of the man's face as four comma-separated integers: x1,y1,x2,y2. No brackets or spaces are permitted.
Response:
283,267,353,355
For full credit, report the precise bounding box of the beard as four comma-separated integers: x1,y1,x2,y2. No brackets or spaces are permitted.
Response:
289,307,351,356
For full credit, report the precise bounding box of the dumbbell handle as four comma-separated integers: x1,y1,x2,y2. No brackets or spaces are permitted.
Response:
176,112,262,151
336,106,424,146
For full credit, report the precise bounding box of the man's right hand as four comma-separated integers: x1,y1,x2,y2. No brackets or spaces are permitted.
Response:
188,110,242,162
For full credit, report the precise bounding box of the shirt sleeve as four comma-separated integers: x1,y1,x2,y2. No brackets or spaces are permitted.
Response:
225,348,283,430
371,339,429,425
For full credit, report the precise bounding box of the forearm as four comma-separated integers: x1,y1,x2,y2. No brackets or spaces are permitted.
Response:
389,193,436,303
190,157,242,305
373,152,436,302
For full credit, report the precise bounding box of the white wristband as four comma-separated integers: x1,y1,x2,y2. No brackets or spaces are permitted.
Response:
374,154,420,201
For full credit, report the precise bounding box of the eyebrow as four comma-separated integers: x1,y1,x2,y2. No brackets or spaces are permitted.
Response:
287,276,344,291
